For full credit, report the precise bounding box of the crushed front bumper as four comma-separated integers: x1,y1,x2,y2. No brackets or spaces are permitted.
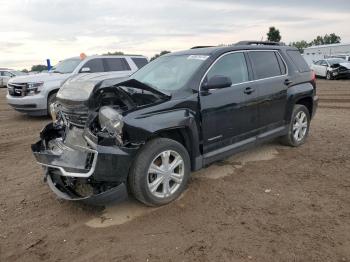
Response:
31,123,139,205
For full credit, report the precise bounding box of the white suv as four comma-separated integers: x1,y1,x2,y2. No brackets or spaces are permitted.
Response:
0,69,27,87
6,55,148,116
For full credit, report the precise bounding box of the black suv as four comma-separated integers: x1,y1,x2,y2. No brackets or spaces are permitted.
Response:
32,41,318,206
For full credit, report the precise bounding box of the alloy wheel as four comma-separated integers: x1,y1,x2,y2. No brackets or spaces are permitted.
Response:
293,111,308,142
147,150,185,198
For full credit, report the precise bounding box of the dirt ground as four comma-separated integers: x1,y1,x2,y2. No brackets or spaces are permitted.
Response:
1,79,350,262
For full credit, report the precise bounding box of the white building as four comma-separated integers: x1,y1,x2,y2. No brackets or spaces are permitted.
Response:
303,43,350,65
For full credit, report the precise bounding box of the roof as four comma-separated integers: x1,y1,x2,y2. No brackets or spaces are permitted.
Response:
304,43,350,50
167,41,295,57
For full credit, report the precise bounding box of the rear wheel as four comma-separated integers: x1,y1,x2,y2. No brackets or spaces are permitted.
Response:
128,138,190,206
280,104,310,147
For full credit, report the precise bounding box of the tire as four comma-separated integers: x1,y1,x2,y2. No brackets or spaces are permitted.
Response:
47,92,57,117
326,71,333,80
280,104,310,147
128,138,191,206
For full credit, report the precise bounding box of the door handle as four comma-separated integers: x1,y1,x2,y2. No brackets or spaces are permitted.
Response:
244,87,255,95
284,79,293,86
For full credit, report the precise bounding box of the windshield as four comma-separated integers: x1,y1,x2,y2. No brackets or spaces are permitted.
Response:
51,58,81,74
328,58,346,65
132,55,208,91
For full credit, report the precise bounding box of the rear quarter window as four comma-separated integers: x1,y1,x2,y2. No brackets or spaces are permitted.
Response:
131,57,148,69
287,50,310,72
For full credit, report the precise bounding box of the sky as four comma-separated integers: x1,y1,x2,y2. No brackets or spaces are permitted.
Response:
1,0,350,70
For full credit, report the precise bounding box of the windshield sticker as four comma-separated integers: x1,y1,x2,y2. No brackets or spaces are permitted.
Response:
187,55,209,61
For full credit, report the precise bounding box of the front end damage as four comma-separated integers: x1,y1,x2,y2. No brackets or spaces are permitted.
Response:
31,123,138,205
31,78,168,205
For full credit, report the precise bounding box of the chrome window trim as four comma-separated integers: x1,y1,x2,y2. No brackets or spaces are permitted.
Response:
199,49,288,92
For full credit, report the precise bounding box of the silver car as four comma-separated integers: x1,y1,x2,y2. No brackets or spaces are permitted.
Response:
6,55,148,116
0,69,27,87
310,58,350,80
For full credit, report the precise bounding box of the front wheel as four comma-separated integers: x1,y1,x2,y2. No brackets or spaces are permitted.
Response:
280,104,310,147
128,138,191,206
326,71,333,80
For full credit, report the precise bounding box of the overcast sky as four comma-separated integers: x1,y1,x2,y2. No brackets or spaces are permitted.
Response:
1,0,349,70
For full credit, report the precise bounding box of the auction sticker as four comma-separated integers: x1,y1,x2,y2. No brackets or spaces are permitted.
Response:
187,55,209,60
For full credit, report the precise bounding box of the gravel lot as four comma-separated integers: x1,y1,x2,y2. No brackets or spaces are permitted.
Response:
1,80,350,262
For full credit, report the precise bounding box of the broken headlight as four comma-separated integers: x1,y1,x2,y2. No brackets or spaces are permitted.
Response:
98,106,124,143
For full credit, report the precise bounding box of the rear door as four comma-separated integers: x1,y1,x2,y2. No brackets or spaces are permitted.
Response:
248,50,288,131
200,51,259,154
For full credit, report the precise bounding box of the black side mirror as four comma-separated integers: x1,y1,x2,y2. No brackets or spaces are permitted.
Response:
202,75,232,90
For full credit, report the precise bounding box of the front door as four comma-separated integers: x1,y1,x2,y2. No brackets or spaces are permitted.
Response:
199,52,259,154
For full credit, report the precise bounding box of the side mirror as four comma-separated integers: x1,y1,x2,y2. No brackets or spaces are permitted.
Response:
202,75,232,90
80,67,91,73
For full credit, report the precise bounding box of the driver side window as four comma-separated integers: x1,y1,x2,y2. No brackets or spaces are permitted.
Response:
207,52,249,85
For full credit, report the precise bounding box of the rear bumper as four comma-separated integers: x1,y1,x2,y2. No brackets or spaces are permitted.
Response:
31,123,139,205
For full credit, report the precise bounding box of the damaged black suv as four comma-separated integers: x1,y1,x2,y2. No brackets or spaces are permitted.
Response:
32,41,318,206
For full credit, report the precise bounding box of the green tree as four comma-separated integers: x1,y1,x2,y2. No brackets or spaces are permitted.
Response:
267,27,281,42
311,33,341,46
290,40,310,53
21,69,29,73
323,33,341,44
31,64,48,72
150,51,171,61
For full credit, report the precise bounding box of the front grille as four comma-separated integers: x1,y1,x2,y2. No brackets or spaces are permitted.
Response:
61,108,89,127
8,83,27,97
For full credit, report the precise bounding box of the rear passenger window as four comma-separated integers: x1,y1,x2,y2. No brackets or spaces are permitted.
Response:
104,58,131,72
249,51,282,79
131,57,148,69
82,59,104,73
207,52,249,85
287,50,310,72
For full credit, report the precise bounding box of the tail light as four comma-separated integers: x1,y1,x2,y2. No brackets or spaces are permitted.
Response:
311,70,316,93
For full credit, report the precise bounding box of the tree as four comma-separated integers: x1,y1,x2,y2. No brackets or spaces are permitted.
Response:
21,69,29,73
311,33,341,46
150,51,171,61
267,27,281,42
31,64,48,72
290,40,310,53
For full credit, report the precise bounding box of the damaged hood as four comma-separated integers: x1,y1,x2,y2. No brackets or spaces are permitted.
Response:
57,76,170,103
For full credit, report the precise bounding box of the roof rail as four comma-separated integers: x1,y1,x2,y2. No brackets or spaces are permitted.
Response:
235,41,285,46
191,46,215,49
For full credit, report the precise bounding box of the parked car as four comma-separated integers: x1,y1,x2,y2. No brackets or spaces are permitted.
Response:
6,55,148,116
310,58,350,80
32,41,318,206
327,54,350,62
0,69,27,87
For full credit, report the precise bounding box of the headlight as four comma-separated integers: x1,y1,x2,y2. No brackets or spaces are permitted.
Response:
27,82,44,95
99,106,124,143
